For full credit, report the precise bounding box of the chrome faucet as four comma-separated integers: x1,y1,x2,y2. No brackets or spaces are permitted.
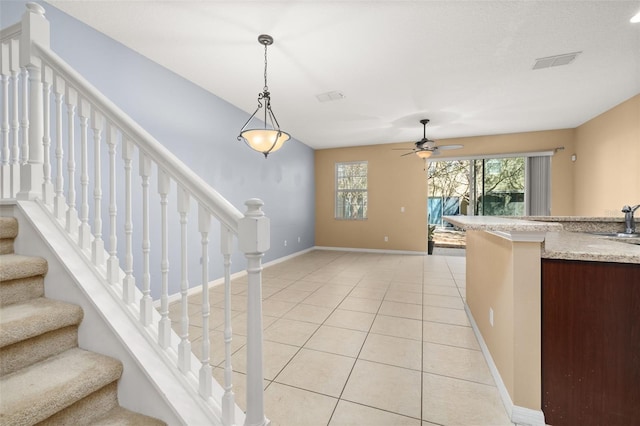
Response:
622,204,640,234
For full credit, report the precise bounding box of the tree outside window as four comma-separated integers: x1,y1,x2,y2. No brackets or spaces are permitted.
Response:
335,162,368,220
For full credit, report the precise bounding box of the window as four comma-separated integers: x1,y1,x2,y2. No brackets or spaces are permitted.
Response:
335,161,368,220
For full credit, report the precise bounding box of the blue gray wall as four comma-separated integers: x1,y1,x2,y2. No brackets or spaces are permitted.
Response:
2,1,315,296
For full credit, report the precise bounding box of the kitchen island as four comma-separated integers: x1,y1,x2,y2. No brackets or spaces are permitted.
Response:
443,215,640,426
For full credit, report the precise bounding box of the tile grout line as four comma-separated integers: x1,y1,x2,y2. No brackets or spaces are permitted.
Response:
326,272,393,425
421,253,426,424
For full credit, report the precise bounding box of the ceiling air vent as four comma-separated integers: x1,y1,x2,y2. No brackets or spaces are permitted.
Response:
532,51,582,70
316,91,345,102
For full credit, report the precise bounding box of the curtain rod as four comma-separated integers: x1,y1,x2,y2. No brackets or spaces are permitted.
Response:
427,147,562,162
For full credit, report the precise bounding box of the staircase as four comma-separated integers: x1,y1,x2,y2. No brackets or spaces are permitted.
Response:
0,4,272,424
0,217,165,425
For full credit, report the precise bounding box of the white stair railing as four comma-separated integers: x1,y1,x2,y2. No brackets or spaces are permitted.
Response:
1,4,270,426
0,20,22,199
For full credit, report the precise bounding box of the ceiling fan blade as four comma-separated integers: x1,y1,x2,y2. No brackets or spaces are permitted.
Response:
400,151,417,157
437,144,463,150
391,148,415,151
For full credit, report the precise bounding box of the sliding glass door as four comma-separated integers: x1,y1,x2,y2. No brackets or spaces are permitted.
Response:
428,154,549,225
472,157,525,216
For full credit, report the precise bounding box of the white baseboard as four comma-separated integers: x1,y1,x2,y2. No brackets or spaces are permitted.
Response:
314,245,427,255
512,405,547,426
264,247,317,267
464,303,546,426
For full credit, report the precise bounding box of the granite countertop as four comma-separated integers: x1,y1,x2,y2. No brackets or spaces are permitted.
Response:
443,215,640,265
518,216,626,233
543,231,640,264
443,215,563,232
520,216,624,223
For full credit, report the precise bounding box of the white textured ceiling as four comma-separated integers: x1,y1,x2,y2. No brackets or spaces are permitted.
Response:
45,0,640,150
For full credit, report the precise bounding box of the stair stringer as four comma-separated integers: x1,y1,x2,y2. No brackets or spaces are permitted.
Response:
2,200,237,426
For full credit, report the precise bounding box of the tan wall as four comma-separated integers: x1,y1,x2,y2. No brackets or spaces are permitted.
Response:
466,230,543,410
573,94,640,216
315,144,428,252
315,129,574,251
466,231,515,395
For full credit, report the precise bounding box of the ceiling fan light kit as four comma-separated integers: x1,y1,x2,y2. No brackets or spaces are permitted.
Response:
416,150,433,159
237,34,290,158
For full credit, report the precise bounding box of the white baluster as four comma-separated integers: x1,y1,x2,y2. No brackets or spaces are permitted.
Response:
9,40,19,198
0,43,9,198
221,225,236,426
122,137,135,304
198,205,212,398
177,187,191,373
158,169,171,348
64,86,78,233
106,124,119,284
139,153,153,326
41,66,53,205
91,110,104,267
77,98,91,250
20,67,28,165
52,75,65,218
239,199,270,426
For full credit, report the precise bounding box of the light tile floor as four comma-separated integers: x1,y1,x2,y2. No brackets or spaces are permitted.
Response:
171,250,513,426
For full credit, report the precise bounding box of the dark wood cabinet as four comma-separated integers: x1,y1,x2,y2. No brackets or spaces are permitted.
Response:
541,259,640,426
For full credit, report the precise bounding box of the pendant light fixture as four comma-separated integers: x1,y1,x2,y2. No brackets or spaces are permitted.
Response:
237,34,290,158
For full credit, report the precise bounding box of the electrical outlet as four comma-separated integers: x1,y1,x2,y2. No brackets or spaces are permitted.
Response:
489,308,494,327
400,206,405,213
298,236,301,243
284,240,287,247
384,236,388,242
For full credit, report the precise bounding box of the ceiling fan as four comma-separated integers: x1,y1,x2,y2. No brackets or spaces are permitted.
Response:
395,119,463,159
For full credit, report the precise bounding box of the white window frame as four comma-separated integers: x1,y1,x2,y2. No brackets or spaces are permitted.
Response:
335,161,368,220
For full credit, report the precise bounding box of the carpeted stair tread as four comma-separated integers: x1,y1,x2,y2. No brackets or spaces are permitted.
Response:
0,325,78,376
92,406,167,426
0,239,13,256
0,275,44,307
0,347,123,426
0,217,18,240
0,254,48,282
0,297,83,348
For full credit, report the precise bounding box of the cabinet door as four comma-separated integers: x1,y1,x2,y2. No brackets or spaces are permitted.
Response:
541,259,640,426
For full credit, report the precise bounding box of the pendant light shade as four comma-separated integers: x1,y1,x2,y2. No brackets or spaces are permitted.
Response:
238,34,290,158
240,129,289,154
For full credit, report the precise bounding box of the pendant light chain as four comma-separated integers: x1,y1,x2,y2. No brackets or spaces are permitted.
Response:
263,43,269,93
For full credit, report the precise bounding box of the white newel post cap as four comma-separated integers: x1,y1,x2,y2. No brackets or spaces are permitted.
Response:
239,199,270,254
26,2,46,15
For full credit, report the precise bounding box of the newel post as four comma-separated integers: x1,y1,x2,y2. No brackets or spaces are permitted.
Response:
17,3,49,200
238,199,270,426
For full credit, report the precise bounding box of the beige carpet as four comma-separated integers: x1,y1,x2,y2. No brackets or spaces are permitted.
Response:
0,216,166,425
